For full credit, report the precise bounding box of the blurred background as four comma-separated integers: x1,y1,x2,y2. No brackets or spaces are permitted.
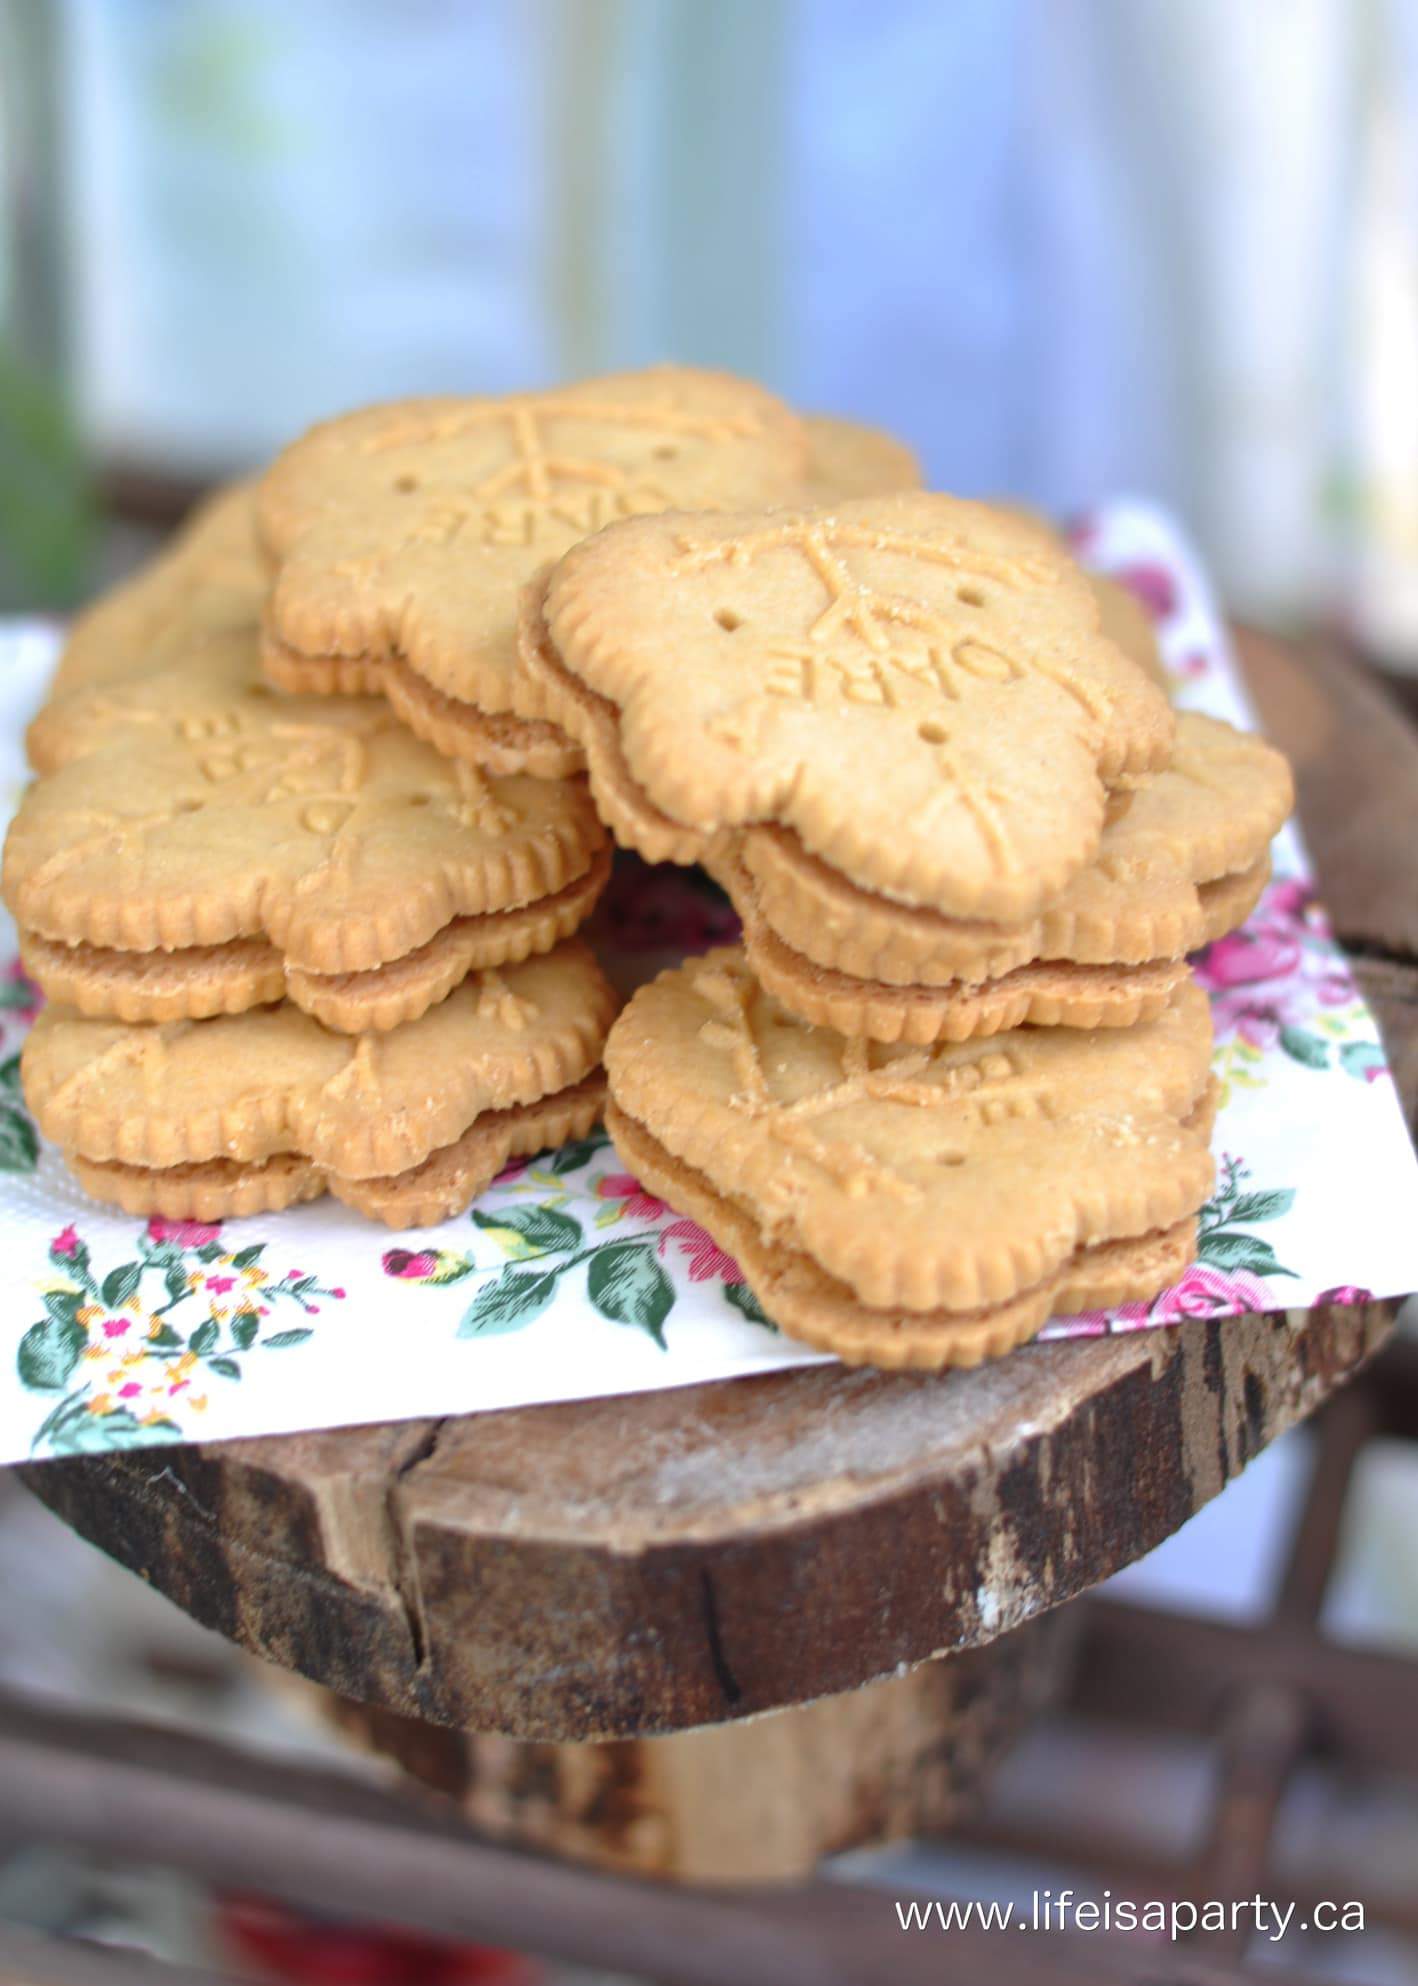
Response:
2,0,1418,658
3,7,1418,1984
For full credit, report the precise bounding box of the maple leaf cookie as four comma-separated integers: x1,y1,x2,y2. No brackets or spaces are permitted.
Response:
520,492,1175,921
23,942,617,1229
44,480,262,710
800,413,922,500
604,950,1216,1370
989,501,1170,693
710,712,1292,1042
1090,574,1168,693
10,489,610,1033
256,367,814,779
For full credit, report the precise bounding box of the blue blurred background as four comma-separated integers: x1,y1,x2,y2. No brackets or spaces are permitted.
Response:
2,0,1417,652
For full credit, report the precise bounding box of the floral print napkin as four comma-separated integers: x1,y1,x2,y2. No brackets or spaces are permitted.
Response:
2,504,1416,1462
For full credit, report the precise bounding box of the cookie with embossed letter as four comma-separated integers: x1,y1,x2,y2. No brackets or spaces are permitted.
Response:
708,712,1292,1042
800,414,922,500
22,941,617,1229
990,501,1169,693
256,367,814,779
9,490,609,1033
519,492,1174,920
45,481,261,709
604,949,1215,1369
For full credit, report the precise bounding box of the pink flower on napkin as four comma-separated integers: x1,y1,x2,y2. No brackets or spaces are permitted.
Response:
382,1246,473,1287
1198,929,1302,990
1,959,41,1026
1113,559,1178,622
1315,969,1356,1008
51,1224,81,1260
1314,1285,1373,1308
1152,1262,1274,1321
596,1173,668,1223
596,861,740,956
382,1248,438,1281
1265,878,1311,922
659,1216,743,1284
146,1216,222,1248
1079,1260,1278,1334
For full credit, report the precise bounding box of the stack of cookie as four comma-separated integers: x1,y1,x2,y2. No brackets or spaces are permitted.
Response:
520,491,1293,1368
5,481,622,1225
253,373,918,767
6,368,907,1229
7,368,1293,1376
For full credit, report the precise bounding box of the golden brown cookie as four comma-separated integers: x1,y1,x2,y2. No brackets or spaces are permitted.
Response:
988,502,1167,692
731,817,1268,987
604,949,1215,1369
609,1104,1203,1370
8,678,605,964
261,634,584,782
522,493,1174,920
17,847,611,1031
11,495,610,1029
715,869,1196,1044
46,481,261,709
23,942,617,1228
708,710,1289,1041
1090,574,1167,693
72,1076,607,1229
257,367,813,776
801,413,922,499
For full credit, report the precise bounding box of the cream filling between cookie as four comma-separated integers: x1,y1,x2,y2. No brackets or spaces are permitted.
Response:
605,1098,1207,1368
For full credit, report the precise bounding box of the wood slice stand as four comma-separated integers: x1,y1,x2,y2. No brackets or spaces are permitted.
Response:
19,631,1417,1884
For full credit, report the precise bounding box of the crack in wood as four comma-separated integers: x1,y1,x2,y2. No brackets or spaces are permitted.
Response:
143,1462,217,1525
384,1417,450,1675
17,1308,1395,1738
1334,936,1418,977
699,1569,743,1708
